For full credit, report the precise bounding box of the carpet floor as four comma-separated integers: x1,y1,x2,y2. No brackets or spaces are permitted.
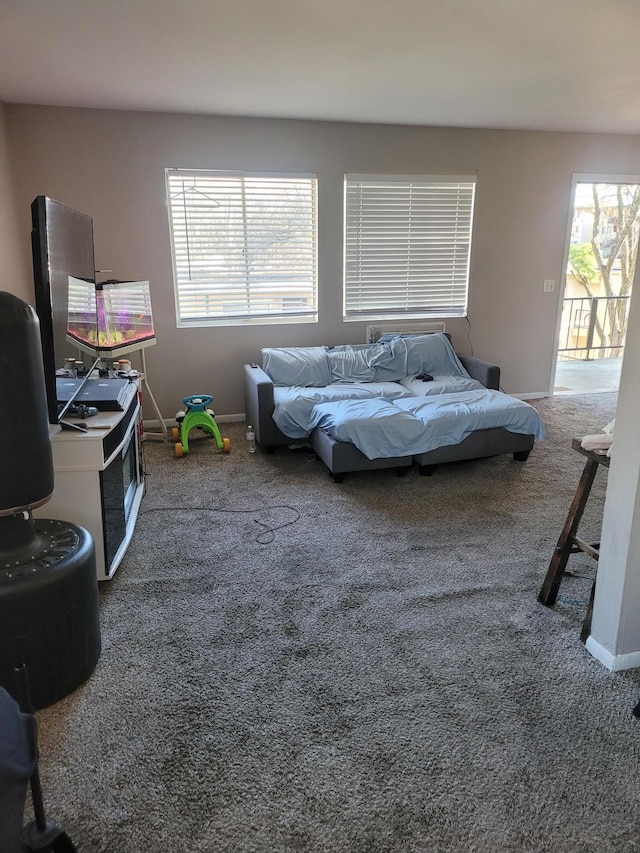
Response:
28,391,640,852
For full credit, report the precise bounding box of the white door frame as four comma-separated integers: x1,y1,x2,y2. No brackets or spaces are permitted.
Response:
548,172,640,397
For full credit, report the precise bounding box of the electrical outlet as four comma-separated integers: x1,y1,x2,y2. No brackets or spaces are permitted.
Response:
543,279,556,292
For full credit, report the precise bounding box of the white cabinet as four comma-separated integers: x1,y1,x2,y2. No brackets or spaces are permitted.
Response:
35,382,145,580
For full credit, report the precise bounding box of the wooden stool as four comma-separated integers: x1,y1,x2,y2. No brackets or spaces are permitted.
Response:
538,438,609,642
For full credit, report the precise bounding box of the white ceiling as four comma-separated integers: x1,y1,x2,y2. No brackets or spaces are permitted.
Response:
2,0,640,134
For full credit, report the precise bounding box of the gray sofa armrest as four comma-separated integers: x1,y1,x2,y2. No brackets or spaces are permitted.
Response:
457,353,500,390
243,363,290,449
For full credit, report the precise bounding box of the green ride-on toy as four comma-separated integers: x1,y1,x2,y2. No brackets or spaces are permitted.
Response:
171,394,231,458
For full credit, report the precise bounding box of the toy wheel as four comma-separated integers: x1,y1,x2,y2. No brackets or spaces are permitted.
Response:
222,437,231,453
171,427,180,441
174,441,183,458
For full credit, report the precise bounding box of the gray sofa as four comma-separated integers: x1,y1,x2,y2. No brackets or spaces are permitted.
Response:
244,335,539,481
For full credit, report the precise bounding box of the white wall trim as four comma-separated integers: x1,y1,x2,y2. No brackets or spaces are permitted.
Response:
144,413,246,431
548,174,579,397
585,635,640,671
511,391,548,400
207,413,246,424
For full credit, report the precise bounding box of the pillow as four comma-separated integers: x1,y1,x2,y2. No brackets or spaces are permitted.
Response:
396,333,468,378
327,347,377,382
367,341,409,382
328,342,409,382
261,346,331,387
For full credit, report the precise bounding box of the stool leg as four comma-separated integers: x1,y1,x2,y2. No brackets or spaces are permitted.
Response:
538,458,599,607
580,579,596,644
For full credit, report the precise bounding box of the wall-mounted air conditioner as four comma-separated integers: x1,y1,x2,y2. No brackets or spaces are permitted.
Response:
365,321,447,343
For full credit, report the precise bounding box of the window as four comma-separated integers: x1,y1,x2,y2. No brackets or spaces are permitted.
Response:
344,175,476,321
166,169,318,326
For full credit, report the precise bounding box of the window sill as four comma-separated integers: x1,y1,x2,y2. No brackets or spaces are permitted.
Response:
177,315,318,330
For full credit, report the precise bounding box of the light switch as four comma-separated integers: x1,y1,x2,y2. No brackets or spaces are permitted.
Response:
543,279,556,292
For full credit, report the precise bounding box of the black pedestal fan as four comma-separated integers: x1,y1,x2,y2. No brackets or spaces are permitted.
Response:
0,292,101,851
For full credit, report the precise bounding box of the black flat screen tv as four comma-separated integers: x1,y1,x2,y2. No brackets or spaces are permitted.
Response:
31,196,98,424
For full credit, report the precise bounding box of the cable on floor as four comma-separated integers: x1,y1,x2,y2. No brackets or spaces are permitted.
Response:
140,505,301,544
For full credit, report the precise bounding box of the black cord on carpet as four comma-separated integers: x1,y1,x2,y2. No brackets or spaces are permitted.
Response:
557,594,590,606
140,505,301,544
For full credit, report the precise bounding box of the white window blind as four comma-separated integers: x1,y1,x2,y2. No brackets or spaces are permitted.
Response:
166,169,318,325
344,175,476,320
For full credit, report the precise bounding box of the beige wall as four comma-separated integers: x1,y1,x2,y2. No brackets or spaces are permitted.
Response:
0,104,32,302
6,104,640,418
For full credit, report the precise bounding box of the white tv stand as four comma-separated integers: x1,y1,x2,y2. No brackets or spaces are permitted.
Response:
34,381,145,580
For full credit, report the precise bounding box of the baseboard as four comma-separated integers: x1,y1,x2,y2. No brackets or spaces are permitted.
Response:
143,413,245,431
584,636,640,671
208,413,246,424
511,392,549,401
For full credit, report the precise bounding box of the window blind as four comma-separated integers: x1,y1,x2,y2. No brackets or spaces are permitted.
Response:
344,175,476,320
166,170,318,325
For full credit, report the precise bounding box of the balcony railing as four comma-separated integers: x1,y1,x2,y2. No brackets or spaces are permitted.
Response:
558,295,630,361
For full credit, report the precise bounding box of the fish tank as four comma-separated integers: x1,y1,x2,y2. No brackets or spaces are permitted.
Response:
67,277,156,357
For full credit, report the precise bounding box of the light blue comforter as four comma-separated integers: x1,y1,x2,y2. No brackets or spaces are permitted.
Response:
307,390,546,460
272,376,485,439
272,382,412,439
